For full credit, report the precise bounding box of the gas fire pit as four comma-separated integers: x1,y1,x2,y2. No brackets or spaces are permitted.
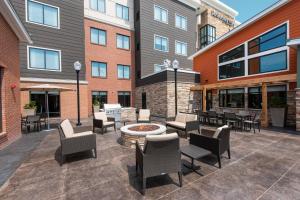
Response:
120,123,166,148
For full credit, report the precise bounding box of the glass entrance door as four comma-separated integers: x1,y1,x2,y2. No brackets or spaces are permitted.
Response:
30,91,60,117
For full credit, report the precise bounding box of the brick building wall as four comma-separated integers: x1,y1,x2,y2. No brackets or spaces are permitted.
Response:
85,19,135,115
0,13,22,149
200,2,236,39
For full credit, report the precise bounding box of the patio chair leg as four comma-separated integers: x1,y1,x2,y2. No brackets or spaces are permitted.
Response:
253,123,256,134
258,123,261,132
217,155,222,168
94,148,97,158
114,124,116,132
227,149,231,159
178,172,182,187
102,127,104,134
142,177,146,195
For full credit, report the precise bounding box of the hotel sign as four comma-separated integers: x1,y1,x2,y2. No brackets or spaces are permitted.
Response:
211,10,235,27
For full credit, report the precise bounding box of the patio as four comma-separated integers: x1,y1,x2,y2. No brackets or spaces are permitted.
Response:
0,119,299,200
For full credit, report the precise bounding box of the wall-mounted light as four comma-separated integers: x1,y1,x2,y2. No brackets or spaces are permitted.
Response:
10,83,17,89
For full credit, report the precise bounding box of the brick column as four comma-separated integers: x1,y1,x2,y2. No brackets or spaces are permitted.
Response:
296,88,300,131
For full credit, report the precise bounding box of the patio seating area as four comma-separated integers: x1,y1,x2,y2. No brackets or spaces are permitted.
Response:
0,117,299,200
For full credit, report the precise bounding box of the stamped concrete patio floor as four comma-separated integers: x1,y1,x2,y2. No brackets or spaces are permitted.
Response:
0,124,299,200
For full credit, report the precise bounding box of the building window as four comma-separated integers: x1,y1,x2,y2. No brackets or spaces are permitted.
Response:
248,51,287,75
90,0,105,13
248,87,262,109
91,61,107,78
267,85,287,107
175,14,187,30
175,41,187,56
154,35,168,52
219,88,245,108
117,64,130,79
248,85,287,109
116,4,129,21
154,5,168,23
219,61,245,80
27,0,59,28
199,25,216,48
117,34,130,50
118,92,131,107
91,28,106,45
248,24,287,55
28,46,60,71
219,45,245,63
92,91,107,109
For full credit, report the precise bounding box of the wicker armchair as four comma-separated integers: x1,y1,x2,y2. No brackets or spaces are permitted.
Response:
93,112,116,134
136,133,182,195
166,113,199,138
190,126,231,168
58,119,97,165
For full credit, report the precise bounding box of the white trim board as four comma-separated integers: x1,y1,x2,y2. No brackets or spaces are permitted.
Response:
189,0,291,60
20,77,88,85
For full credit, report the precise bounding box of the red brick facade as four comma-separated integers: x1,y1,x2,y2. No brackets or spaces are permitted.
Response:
84,19,135,115
0,13,22,149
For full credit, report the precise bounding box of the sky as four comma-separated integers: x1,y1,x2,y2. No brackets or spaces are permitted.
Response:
220,0,280,23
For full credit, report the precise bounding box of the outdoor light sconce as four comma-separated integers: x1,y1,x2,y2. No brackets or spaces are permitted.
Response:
10,83,17,89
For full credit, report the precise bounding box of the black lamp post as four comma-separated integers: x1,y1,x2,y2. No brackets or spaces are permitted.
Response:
74,61,82,126
172,59,179,114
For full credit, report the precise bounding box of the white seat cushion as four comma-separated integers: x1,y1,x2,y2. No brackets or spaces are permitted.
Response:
145,132,178,142
94,112,107,122
213,125,229,138
71,131,94,138
175,113,186,123
185,114,197,122
60,119,74,138
103,121,115,126
166,121,186,129
138,109,150,121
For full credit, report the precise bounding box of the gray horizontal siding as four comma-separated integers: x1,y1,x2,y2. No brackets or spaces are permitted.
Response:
136,0,197,78
10,0,85,81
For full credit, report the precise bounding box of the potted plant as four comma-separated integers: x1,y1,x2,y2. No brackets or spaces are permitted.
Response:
23,101,37,116
93,100,100,112
269,96,286,127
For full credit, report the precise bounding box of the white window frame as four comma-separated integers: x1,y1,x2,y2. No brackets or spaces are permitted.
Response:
27,45,62,72
175,40,188,56
175,13,187,31
217,21,290,81
25,0,60,29
153,4,168,24
154,34,169,52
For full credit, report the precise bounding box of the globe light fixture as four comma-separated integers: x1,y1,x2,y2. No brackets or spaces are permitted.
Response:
74,61,82,126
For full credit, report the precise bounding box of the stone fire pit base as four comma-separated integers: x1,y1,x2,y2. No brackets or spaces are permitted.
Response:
120,123,166,148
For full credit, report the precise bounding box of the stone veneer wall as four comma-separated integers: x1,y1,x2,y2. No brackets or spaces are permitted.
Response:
135,81,200,118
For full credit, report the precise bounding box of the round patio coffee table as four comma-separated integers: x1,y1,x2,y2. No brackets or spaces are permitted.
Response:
120,123,166,148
